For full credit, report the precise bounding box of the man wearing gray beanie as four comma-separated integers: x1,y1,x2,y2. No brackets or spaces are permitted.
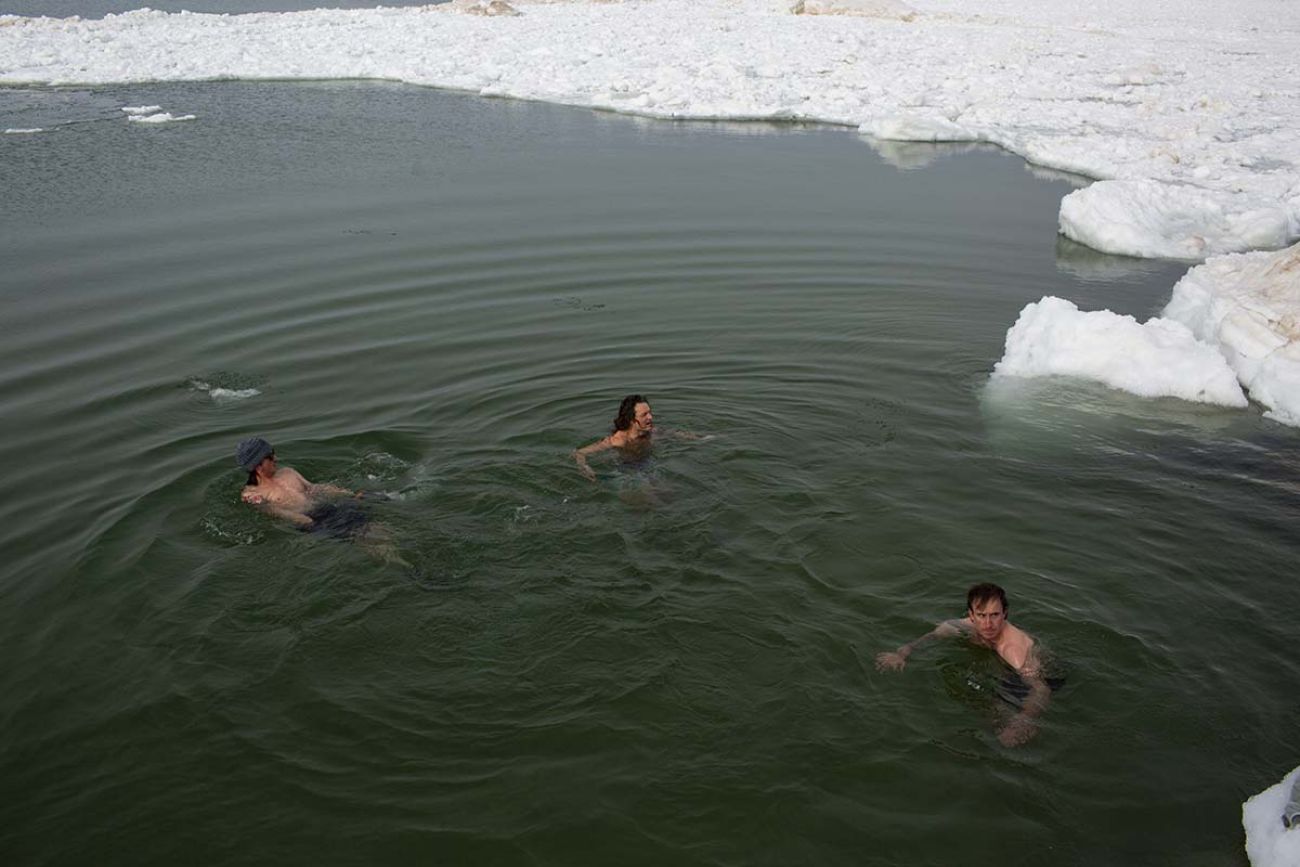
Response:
237,437,361,532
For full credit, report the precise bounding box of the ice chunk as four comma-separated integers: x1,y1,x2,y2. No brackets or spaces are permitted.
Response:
993,296,1246,407
127,111,196,123
188,378,261,401
1243,765,1300,867
1059,179,1295,260
1162,242,1300,426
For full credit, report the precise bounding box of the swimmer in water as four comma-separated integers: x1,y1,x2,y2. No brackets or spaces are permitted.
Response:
573,394,657,481
237,437,406,564
875,582,1050,747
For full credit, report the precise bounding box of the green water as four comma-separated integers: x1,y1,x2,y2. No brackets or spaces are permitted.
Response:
1,79,1296,866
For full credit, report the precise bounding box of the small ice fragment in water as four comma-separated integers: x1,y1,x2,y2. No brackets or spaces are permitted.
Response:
4,127,43,134
128,112,196,124
188,378,261,401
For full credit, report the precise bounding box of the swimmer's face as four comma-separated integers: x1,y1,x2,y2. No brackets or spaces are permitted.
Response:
968,598,1007,641
258,453,277,477
632,402,653,433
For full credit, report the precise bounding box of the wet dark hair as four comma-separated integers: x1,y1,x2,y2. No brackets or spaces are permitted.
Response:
247,471,259,487
612,394,647,433
967,582,1008,613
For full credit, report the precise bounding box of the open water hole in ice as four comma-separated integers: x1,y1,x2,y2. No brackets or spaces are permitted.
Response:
1,78,1297,867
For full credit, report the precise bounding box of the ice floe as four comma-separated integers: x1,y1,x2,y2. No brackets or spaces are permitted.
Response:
995,243,1300,426
1059,180,1296,261
122,104,195,122
127,110,196,123
1243,765,1300,867
1163,242,1300,425
992,296,1247,408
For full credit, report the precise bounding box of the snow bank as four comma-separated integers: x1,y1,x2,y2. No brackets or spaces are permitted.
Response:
994,244,1300,425
1243,765,1300,867
992,296,1246,407
1163,242,1300,425
1060,180,1297,261
0,0,1297,259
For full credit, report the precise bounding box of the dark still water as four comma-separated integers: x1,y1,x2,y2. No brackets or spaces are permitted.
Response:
1,79,1295,867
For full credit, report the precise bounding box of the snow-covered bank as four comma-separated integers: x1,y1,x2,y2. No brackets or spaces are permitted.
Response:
1164,243,1300,426
993,242,1300,426
1244,765,1300,867
1,0,1298,260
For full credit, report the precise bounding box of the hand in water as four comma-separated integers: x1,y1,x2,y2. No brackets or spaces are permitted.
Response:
579,465,596,482
997,715,1037,747
875,651,907,672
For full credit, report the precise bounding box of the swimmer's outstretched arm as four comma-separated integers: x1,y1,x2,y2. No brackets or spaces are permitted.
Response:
573,437,613,481
875,619,965,672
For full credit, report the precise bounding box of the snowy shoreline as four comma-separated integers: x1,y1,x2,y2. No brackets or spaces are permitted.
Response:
2,0,1298,427
2,0,1297,260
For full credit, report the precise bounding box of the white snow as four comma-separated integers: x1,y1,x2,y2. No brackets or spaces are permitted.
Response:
1163,242,1300,425
122,103,195,122
127,111,196,123
1060,180,1296,261
0,0,1297,260
992,296,1247,408
1243,765,1300,867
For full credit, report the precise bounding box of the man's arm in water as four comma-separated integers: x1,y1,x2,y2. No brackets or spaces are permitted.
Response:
997,648,1050,747
573,437,613,481
241,489,314,527
875,619,966,671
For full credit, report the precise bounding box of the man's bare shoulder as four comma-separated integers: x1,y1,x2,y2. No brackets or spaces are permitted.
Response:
998,623,1039,672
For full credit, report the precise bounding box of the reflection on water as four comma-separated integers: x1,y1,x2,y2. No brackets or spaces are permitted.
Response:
861,135,997,171
1,78,1297,867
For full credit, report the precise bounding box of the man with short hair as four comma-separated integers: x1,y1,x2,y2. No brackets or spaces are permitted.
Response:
876,583,1050,747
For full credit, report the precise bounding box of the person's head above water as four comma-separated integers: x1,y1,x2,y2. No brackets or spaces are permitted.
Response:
966,582,1010,642
612,394,653,435
236,437,276,485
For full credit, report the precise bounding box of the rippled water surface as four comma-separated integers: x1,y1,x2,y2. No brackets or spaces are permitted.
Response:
2,76,1297,867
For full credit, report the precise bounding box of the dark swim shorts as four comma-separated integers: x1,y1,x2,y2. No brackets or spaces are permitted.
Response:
303,502,369,540
996,673,1066,708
